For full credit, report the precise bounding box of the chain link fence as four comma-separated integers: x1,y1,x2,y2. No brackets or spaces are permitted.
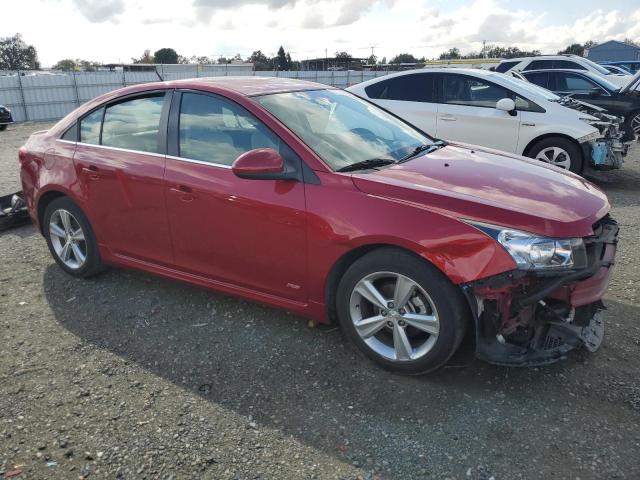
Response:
0,67,392,123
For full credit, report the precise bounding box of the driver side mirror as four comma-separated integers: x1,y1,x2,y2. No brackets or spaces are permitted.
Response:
232,148,287,180
496,98,517,116
588,89,601,98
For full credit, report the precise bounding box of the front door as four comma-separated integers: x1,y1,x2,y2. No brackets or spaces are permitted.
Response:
163,91,307,301
73,92,173,264
436,73,521,153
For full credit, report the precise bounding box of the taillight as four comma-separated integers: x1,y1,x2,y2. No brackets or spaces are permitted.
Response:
18,146,27,164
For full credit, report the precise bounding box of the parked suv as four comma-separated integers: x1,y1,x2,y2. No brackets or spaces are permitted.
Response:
0,105,12,131
495,55,630,87
348,68,626,173
520,69,640,137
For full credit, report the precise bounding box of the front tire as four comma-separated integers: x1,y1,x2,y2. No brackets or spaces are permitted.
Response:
0,125,7,131
336,248,469,374
627,110,640,138
43,197,104,277
527,136,583,173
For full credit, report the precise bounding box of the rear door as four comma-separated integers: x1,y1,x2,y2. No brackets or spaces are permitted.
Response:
73,91,173,264
435,73,520,153
364,73,438,134
163,91,307,301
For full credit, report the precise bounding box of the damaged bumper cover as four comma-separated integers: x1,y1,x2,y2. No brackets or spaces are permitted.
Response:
462,215,618,367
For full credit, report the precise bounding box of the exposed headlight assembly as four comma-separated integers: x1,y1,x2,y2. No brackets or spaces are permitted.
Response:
467,221,588,271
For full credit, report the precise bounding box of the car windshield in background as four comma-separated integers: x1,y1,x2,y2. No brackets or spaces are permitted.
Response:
583,73,621,92
583,58,615,76
256,89,432,171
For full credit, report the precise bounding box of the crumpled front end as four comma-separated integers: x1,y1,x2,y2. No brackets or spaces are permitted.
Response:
463,215,618,367
561,97,634,170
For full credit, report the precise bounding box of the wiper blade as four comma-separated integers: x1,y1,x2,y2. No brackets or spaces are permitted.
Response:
398,141,446,163
336,158,397,172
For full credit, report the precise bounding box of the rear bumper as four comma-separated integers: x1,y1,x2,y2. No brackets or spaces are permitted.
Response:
463,215,618,366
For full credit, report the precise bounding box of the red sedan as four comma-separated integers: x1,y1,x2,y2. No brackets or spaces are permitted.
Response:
20,77,618,373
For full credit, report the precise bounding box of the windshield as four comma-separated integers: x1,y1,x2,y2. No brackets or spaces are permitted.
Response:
256,89,432,170
581,57,614,76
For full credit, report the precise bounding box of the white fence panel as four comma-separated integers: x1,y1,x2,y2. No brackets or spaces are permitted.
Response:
1,70,395,122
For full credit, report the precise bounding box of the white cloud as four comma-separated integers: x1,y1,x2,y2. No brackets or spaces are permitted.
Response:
72,0,124,23
5,0,640,66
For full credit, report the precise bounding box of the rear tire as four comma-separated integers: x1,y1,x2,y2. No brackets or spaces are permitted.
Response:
43,197,104,278
336,248,469,374
527,136,583,173
0,125,7,131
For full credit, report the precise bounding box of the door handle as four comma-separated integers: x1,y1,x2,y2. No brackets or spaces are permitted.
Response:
169,185,197,202
81,165,100,180
439,114,457,122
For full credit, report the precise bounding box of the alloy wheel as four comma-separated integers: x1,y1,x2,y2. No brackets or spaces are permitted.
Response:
535,146,571,170
49,209,87,269
349,272,440,362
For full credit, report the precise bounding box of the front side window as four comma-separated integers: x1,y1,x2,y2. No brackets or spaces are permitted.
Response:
178,92,280,166
80,108,103,145
256,89,432,170
365,73,435,102
442,75,510,108
555,73,599,92
101,94,165,153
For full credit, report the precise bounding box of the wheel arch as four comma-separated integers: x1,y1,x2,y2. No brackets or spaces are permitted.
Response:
522,133,583,158
324,243,453,324
37,190,68,234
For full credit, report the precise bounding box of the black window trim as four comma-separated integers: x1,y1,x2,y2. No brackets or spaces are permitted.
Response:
65,89,172,156
167,89,318,184
437,72,545,113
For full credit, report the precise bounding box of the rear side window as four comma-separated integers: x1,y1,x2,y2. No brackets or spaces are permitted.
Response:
555,60,586,70
101,94,165,153
365,74,435,102
80,108,103,145
178,92,280,166
495,61,519,73
524,60,553,71
523,71,550,89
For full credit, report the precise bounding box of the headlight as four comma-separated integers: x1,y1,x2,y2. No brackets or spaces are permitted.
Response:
468,222,587,271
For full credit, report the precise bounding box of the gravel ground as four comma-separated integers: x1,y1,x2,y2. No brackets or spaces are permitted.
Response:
1,122,639,480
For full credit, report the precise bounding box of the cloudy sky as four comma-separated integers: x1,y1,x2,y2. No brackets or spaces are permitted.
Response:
4,0,640,66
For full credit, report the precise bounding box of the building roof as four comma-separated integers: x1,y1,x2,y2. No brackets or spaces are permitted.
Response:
589,40,640,51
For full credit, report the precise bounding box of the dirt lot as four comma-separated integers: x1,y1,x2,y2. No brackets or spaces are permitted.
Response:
1,121,639,480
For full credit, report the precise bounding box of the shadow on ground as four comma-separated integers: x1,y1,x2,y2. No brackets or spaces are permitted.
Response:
41,261,640,477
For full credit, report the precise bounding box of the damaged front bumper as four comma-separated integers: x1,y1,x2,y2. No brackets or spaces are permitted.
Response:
462,215,618,367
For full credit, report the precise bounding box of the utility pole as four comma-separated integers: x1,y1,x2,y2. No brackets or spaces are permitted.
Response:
325,48,328,71
482,40,486,58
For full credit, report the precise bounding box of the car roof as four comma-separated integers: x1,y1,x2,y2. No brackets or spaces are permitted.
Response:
500,55,584,62
165,76,331,97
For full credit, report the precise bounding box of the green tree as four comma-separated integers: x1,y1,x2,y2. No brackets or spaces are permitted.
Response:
439,48,461,60
558,43,585,56
132,49,154,64
248,50,271,70
53,59,77,71
390,53,419,64
154,48,179,64
334,51,352,59
0,34,40,70
276,46,288,71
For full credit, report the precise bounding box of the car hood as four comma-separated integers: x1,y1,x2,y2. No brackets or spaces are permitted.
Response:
351,144,610,238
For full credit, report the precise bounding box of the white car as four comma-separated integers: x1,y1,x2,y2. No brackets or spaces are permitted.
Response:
494,55,630,88
347,68,606,173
